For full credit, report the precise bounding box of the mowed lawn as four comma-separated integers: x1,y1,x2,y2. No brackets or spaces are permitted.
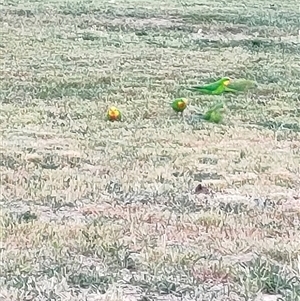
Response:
1,0,300,300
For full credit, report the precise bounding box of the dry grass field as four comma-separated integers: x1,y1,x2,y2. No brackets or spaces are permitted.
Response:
1,0,300,300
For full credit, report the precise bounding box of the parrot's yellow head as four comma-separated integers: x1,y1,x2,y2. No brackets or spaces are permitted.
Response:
222,77,231,86
107,106,121,121
178,98,188,109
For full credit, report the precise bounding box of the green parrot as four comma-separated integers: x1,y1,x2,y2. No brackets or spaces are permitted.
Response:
195,102,225,124
107,106,122,121
187,77,238,95
171,98,188,114
203,103,224,123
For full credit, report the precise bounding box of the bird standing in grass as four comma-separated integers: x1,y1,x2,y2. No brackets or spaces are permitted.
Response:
187,77,237,95
202,102,225,123
194,102,225,124
171,98,188,115
107,106,121,121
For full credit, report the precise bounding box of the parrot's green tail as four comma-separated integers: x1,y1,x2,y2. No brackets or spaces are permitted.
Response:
185,87,199,92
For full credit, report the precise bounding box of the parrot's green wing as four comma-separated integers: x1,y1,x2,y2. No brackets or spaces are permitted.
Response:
202,102,224,123
171,99,178,108
170,99,180,111
208,110,223,123
226,79,257,92
187,77,229,94
211,84,228,95
190,77,227,91
187,85,226,95
189,82,220,92
117,110,122,120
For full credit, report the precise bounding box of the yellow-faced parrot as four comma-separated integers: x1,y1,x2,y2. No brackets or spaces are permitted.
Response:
107,106,121,121
171,98,188,115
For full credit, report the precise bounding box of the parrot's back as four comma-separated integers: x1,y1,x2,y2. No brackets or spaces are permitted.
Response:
211,84,227,95
190,77,226,92
193,81,221,91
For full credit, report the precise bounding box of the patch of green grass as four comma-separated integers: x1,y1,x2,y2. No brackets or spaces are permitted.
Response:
182,10,300,29
234,256,300,299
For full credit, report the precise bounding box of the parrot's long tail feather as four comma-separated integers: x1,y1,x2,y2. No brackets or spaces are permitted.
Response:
185,87,198,91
